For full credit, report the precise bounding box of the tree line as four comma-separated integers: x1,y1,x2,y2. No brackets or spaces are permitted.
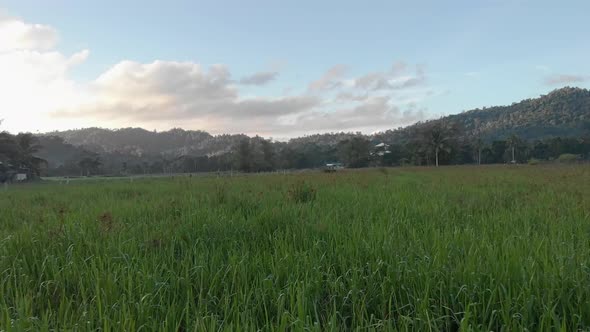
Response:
2,119,590,181
229,120,590,172
0,127,46,182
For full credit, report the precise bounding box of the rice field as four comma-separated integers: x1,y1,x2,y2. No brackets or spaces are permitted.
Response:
1,165,589,331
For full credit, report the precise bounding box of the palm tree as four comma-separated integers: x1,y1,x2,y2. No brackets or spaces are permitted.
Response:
474,138,484,165
78,153,102,176
0,131,46,179
507,134,523,163
15,133,46,176
0,123,17,182
0,132,18,161
422,121,460,167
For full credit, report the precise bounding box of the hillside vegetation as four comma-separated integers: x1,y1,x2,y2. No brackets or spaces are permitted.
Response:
48,87,590,153
2,87,588,179
375,86,590,143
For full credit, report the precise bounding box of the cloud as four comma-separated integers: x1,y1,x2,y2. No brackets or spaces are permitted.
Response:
335,91,369,102
308,64,348,91
0,16,58,52
55,60,320,132
354,63,426,91
239,71,278,85
93,61,234,101
543,74,587,86
54,59,432,135
54,59,430,135
0,14,435,137
0,15,90,133
286,96,425,134
69,49,90,66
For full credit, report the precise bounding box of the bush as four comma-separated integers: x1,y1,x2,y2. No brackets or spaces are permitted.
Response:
558,154,580,163
287,181,316,204
528,158,541,165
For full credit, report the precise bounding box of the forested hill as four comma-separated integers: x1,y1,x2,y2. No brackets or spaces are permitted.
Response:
45,127,248,157
46,87,590,154
376,87,590,144
5,86,585,176
452,87,590,140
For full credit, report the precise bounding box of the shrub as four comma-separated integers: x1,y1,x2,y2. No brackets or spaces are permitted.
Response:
528,158,541,165
558,153,580,163
287,181,317,204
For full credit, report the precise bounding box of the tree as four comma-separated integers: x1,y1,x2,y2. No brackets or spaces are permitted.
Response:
78,153,102,176
337,137,371,168
16,134,47,176
507,134,524,163
259,138,276,171
278,146,305,169
420,120,461,167
474,138,484,165
247,136,275,172
0,132,18,162
489,140,507,163
0,133,46,177
234,137,251,172
0,161,10,183
531,140,550,160
0,129,14,182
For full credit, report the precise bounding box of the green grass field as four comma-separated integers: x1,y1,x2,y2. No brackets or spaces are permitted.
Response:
1,165,589,331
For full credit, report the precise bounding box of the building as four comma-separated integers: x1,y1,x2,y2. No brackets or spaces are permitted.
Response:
0,162,34,183
324,162,344,172
372,143,392,157
15,173,28,182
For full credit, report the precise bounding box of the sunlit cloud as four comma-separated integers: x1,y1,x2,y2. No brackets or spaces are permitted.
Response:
0,14,433,137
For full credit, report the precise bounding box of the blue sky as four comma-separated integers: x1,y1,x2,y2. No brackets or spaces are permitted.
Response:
1,0,589,137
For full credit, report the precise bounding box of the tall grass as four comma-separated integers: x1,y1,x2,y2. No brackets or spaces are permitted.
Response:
0,165,589,330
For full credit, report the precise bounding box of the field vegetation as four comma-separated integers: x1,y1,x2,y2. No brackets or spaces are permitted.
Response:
1,165,589,330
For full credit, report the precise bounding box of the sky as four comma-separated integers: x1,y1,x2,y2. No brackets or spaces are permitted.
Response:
1,0,589,138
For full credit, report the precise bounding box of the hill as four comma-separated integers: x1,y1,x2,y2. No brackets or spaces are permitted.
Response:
45,87,590,154
45,127,248,157
30,86,590,174
375,87,590,144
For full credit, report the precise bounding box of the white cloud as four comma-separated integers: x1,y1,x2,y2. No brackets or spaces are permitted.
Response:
52,59,429,135
68,49,90,66
0,15,433,137
0,16,58,52
0,15,90,132
55,60,320,133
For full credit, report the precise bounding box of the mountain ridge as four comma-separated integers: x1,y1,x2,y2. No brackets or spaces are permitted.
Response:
41,87,590,156
375,86,590,144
